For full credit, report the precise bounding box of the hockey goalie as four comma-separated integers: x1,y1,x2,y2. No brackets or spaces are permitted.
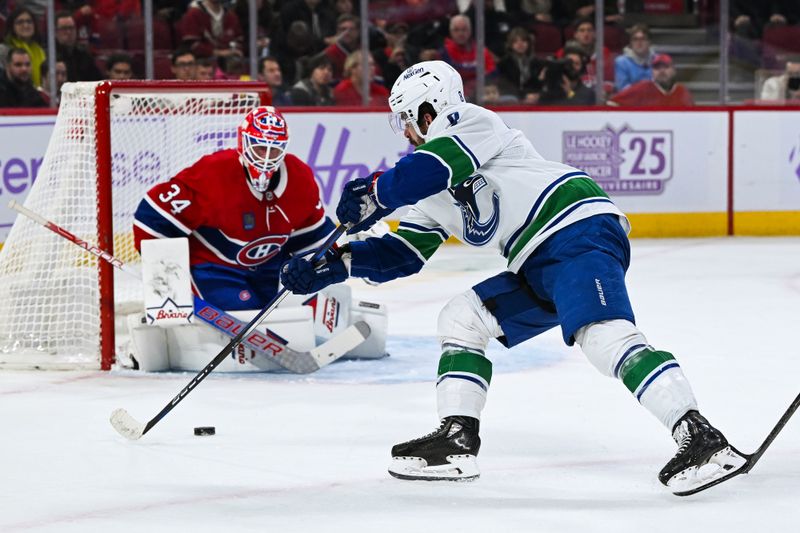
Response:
120,105,387,372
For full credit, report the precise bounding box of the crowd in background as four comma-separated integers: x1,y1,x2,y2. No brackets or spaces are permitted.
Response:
0,0,799,108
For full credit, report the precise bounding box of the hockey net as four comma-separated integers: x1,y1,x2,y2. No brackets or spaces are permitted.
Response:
0,81,270,370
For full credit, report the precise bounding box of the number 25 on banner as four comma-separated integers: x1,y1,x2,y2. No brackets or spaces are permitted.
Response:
619,131,673,181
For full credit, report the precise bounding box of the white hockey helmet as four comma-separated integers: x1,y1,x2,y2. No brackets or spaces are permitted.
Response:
388,61,465,141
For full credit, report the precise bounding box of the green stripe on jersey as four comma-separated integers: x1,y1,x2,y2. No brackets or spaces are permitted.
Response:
438,351,493,384
619,349,676,394
394,228,445,260
507,177,609,263
417,137,476,187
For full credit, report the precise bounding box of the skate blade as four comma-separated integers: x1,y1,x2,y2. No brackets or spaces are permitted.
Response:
388,454,480,481
668,446,748,496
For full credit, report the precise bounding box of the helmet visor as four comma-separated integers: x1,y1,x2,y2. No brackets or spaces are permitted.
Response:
388,111,414,136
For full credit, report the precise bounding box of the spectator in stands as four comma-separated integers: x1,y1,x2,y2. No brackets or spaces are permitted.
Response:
440,14,496,99
516,0,554,23
179,0,244,61
732,0,800,39
760,59,800,103
614,23,655,92
38,59,68,106
331,0,357,23
552,0,621,26
496,27,545,104
1,7,46,88
235,0,280,59
322,14,360,81
106,53,134,80
483,81,518,105
333,50,389,106
290,53,335,106
260,56,292,105
557,18,613,93
171,49,197,81
281,0,336,51
373,21,409,89
273,19,317,85
54,11,101,82
0,48,46,107
221,53,248,80
195,56,216,80
460,0,513,58
609,54,693,107
539,47,595,106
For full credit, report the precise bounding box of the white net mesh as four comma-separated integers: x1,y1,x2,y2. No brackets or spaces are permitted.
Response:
0,82,265,369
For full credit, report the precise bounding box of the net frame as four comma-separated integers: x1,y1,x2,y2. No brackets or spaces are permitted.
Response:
0,80,271,370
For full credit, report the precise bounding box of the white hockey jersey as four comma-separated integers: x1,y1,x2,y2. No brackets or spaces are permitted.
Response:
350,103,630,281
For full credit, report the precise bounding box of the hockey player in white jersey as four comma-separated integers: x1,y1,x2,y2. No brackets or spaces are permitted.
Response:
280,60,746,495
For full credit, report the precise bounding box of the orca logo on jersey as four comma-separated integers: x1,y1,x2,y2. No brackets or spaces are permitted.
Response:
237,235,289,267
448,175,500,246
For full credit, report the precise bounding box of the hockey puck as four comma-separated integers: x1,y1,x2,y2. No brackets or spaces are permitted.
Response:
193,426,215,436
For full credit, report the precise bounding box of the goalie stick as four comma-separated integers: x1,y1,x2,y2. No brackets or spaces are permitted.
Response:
8,199,368,375
674,391,800,496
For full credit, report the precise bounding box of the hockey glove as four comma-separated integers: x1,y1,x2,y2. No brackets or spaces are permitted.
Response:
280,247,349,295
336,172,393,235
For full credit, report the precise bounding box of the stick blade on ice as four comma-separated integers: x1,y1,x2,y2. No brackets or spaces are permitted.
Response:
110,408,146,440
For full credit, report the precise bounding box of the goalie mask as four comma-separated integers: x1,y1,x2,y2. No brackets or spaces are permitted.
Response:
388,61,465,141
237,106,289,193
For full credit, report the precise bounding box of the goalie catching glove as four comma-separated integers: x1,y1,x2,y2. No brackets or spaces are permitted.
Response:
281,246,350,295
336,172,393,234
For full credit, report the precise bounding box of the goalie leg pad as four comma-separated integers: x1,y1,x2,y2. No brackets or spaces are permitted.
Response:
168,306,316,372
140,238,193,326
126,314,170,371
344,299,388,359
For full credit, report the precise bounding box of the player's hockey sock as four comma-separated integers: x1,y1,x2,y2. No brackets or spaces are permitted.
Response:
436,350,491,420
617,348,698,429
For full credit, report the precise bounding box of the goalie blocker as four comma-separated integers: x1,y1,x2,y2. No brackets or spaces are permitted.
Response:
119,238,387,372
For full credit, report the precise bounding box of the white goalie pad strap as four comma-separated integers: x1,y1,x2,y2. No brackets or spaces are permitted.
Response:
141,237,193,326
437,289,503,353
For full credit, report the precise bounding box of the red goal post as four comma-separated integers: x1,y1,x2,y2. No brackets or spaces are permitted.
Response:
0,81,271,370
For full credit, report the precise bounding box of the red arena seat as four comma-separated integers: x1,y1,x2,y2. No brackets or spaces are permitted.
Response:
529,23,562,55
125,16,175,51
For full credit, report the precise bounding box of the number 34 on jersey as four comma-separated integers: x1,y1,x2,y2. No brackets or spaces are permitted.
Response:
157,183,192,215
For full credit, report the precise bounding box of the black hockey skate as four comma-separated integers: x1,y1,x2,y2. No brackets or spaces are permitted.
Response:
659,410,747,496
388,416,481,481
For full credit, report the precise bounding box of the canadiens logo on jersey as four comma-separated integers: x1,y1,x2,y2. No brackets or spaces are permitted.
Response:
448,175,500,246
237,235,289,267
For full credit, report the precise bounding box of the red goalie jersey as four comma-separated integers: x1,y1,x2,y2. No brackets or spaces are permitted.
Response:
133,149,335,309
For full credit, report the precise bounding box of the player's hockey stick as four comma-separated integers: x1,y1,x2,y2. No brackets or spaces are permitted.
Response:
8,200,368,375
674,391,800,496
107,224,349,440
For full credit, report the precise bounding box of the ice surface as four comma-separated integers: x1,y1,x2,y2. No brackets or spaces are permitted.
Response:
1,238,799,532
